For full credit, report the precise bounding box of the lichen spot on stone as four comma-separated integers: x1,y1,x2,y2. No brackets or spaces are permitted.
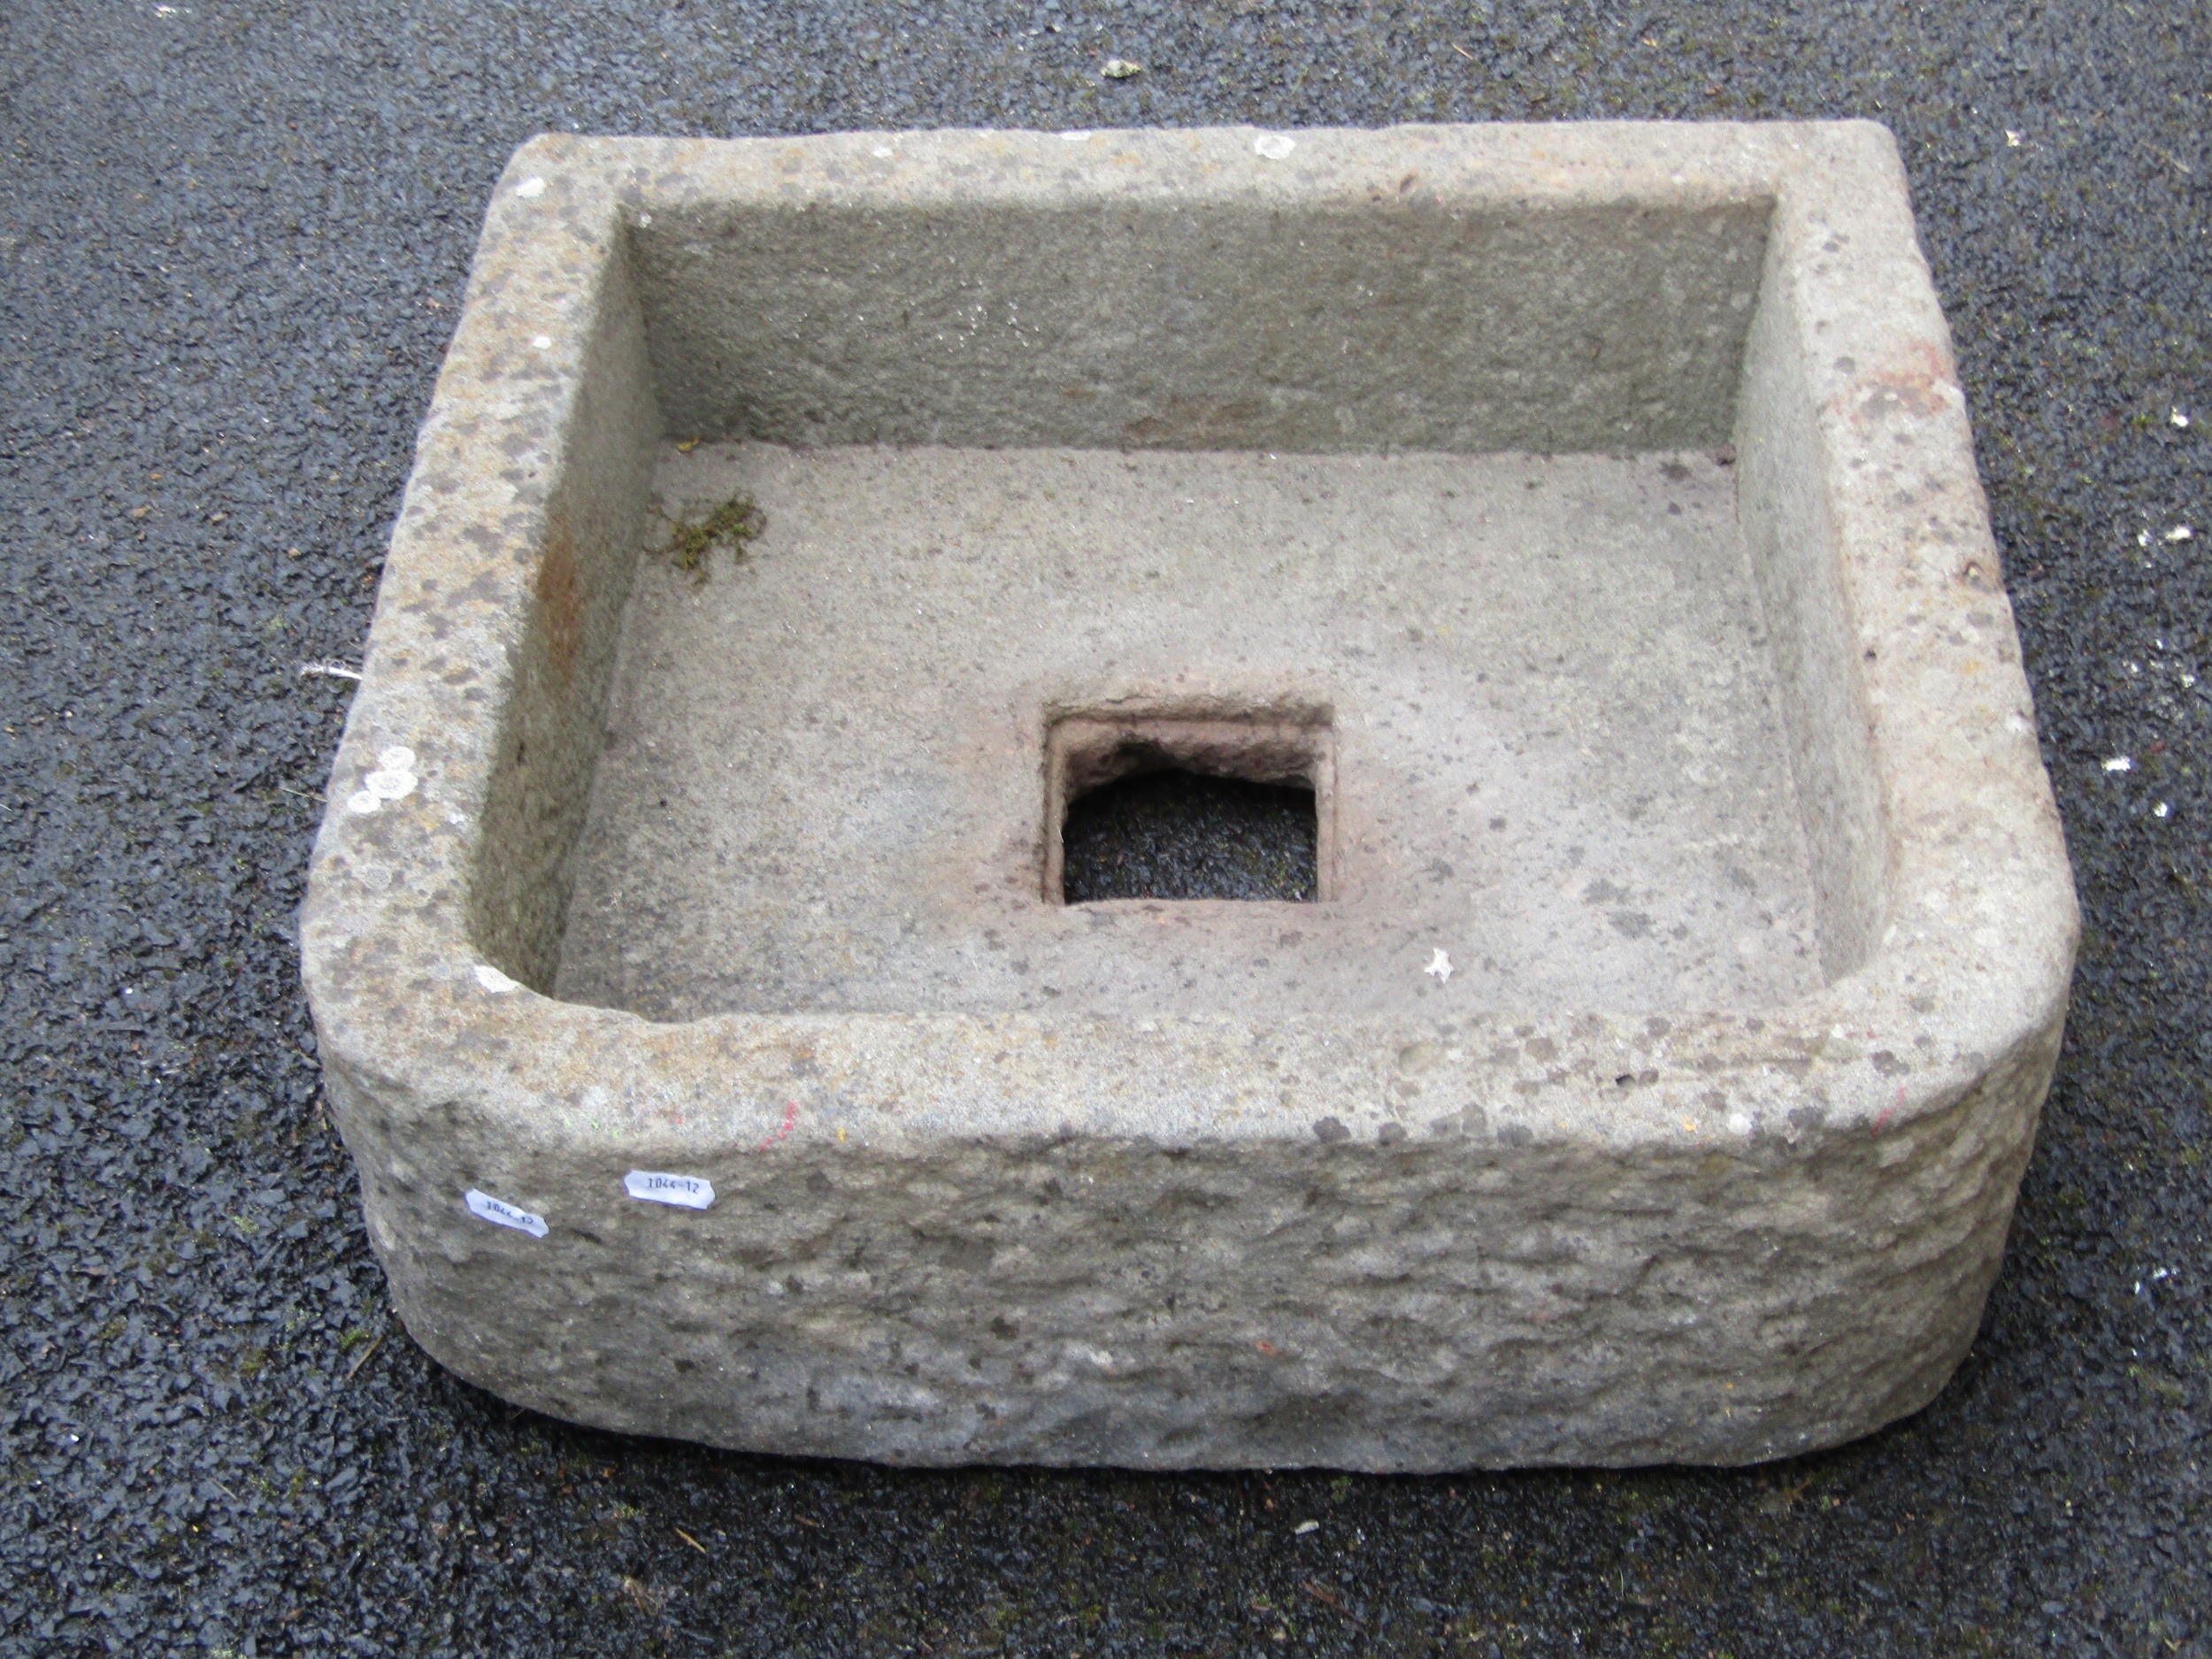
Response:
474,963,521,994
351,746,419,813
515,175,547,198
1254,134,1296,160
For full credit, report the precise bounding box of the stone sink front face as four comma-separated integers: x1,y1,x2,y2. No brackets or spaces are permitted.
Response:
301,124,2077,1471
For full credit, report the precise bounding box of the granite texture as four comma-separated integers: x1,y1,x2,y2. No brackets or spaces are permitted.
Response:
298,123,2078,1470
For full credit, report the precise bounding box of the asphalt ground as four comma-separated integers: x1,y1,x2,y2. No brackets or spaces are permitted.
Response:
2,2,2207,1654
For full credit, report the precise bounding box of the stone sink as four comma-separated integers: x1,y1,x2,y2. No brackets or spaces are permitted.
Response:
301,124,2078,1470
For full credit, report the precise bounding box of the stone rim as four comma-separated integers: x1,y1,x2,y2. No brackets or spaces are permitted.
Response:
303,121,2074,1157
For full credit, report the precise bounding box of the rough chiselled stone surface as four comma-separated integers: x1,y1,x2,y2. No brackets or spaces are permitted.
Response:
300,123,2078,1471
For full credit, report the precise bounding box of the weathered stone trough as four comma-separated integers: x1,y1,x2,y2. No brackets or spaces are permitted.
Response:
301,124,2077,1470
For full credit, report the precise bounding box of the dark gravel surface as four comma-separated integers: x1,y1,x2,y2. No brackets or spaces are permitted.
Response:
4,1,2208,1653
1064,773,1320,902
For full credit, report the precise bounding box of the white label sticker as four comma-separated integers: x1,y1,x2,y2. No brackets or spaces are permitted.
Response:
465,1188,547,1237
625,1171,715,1210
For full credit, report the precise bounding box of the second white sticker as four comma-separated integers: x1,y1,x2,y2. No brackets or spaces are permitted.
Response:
624,1170,716,1210
465,1188,548,1238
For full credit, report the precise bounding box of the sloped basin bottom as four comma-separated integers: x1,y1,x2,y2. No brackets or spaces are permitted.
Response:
556,440,1821,1023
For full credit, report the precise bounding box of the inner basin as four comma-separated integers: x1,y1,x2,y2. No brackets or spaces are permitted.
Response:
553,439,1819,1021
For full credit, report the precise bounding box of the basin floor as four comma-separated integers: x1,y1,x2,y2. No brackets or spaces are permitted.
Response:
556,442,1820,1021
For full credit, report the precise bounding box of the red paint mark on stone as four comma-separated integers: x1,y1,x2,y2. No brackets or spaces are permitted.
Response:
1872,1084,1906,1137
757,1100,798,1153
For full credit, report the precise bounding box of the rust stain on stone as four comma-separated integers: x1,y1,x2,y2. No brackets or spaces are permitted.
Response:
1955,556,2002,593
1841,341,1955,425
535,512,583,686
1121,396,1268,448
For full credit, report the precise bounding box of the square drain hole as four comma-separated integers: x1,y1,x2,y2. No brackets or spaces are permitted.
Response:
1047,710,1335,904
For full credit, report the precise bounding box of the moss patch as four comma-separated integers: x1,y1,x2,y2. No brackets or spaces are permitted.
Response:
666,494,765,582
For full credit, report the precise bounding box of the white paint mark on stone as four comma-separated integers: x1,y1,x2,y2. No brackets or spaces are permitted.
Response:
532,334,554,350
625,1170,716,1210
515,175,547,197
1294,1519,1320,1535
1425,949,1453,984
2103,756,2133,772
465,1189,547,1237
1253,133,1297,160
474,963,520,994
